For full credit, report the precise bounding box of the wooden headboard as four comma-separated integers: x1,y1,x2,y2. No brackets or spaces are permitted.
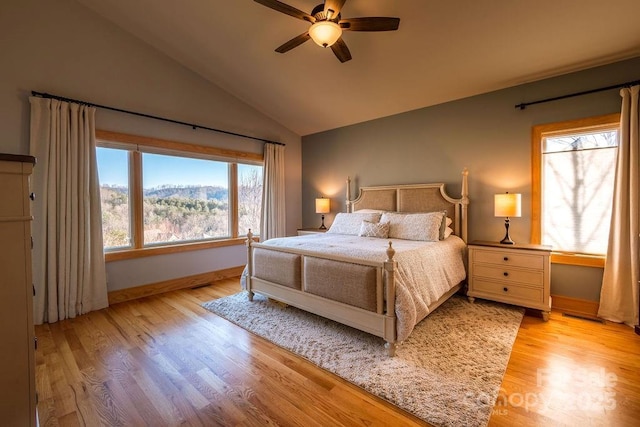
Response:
346,169,469,242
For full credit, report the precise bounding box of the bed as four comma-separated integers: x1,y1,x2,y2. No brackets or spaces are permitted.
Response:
245,169,469,356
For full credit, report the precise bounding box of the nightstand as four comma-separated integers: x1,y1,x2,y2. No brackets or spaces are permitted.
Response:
297,228,328,236
468,241,552,321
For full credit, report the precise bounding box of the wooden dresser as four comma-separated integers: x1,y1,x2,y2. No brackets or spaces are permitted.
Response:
468,241,552,320
0,153,37,426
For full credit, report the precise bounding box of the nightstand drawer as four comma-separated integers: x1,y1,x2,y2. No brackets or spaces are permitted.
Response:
474,250,543,269
472,278,543,303
473,264,543,287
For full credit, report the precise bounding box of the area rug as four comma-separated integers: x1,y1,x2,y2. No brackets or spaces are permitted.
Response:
202,292,524,427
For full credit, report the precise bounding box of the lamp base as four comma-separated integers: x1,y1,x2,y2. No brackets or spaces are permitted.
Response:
500,236,515,245
319,214,326,230
500,218,515,245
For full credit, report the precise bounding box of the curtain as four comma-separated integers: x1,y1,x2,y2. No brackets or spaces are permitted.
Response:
598,86,639,326
29,97,109,324
260,143,286,241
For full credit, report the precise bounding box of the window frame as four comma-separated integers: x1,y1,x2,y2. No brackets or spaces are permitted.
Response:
531,113,620,267
96,130,263,262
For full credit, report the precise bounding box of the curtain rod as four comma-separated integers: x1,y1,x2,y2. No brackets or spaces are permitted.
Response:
30,91,285,146
515,78,640,110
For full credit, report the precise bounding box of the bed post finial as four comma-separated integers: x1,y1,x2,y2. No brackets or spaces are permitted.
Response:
386,241,396,262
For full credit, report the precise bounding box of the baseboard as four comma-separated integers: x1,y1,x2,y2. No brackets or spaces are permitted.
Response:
635,325,640,336
108,266,244,304
551,294,600,320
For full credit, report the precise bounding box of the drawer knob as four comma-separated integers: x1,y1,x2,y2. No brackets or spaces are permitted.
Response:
30,192,36,201
503,272,509,277
503,287,509,292
503,256,509,261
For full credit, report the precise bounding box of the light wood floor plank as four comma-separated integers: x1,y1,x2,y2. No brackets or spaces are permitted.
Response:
35,278,640,426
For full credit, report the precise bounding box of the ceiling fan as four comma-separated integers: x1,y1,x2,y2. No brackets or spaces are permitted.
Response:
254,0,400,63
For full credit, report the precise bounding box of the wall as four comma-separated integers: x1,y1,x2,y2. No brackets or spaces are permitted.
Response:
0,0,302,292
302,57,640,302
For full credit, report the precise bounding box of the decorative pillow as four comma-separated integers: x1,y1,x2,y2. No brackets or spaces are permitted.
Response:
326,212,382,235
359,220,390,238
444,226,454,239
381,211,445,241
439,215,453,240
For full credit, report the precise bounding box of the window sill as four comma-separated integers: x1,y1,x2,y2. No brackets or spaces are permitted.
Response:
551,252,605,268
104,237,256,262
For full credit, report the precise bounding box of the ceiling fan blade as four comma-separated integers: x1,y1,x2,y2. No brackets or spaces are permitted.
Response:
330,37,352,63
339,17,400,31
275,32,311,53
324,0,346,20
253,0,315,23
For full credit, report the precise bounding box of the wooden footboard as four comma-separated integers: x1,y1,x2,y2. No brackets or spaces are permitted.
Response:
246,231,399,356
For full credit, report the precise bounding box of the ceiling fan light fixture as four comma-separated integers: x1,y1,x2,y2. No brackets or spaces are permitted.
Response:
308,20,342,48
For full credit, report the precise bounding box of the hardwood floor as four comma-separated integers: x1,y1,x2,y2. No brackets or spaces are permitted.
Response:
35,279,640,426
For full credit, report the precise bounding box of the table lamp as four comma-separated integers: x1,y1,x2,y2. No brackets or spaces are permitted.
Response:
315,197,330,230
495,192,521,244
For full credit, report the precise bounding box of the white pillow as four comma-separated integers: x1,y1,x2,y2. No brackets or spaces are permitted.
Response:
381,211,445,241
359,220,390,238
327,212,382,235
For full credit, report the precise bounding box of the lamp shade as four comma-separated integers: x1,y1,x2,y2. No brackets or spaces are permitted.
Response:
315,198,330,214
308,21,342,47
494,193,521,218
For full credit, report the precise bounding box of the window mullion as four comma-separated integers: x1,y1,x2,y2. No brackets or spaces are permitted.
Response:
131,150,144,249
230,163,239,238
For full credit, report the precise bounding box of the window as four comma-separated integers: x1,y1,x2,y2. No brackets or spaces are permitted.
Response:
141,153,231,245
531,114,620,267
96,131,263,259
96,147,131,248
237,163,263,237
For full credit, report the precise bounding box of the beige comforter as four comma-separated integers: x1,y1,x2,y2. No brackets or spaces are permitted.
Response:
258,234,467,342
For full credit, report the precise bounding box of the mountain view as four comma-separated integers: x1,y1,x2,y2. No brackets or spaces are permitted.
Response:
101,177,261,248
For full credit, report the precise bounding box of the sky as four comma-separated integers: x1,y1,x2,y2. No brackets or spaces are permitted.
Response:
96,147,259,188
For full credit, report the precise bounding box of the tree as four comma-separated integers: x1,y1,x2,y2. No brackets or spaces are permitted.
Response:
543,131,617,253
238,167,263,235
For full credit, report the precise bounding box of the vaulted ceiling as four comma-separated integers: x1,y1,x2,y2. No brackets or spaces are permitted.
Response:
75,0,640,136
